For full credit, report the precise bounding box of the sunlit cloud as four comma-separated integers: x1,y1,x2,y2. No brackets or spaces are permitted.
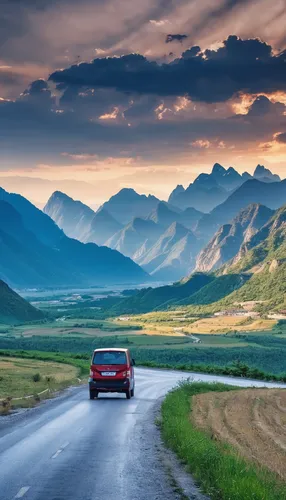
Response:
149,19,169,27
191,139,211,149
99,107,120,120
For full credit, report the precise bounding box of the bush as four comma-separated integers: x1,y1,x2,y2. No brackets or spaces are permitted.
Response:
32,372,41,382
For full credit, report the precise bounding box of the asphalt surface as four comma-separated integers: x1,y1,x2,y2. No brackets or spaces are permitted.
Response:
0,367,285,500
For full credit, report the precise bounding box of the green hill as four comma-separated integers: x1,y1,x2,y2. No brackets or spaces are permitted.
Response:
0,280,45,324
223,263,286,311
110,273,213,314
178,274,249,306
220,205,286,310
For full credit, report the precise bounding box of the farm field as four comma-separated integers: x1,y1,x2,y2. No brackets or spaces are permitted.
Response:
161,382,286,500
1,288,285,382
192,388,286,480
122,311,277,335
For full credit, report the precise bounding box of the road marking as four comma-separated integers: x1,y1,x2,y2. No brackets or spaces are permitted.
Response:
52,449,62,459
51,441,70,459
14,487,30,498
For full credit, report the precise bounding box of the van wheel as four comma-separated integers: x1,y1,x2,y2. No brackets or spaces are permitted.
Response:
131,387,135,398
90,390,98,400
125,390,131,399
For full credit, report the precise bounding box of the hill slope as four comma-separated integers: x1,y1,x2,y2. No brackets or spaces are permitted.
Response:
44,191,95,240
138,222,200,280
44,192,123,245
0,280,44,324
110,273,213,314
196,204,274,272
220,205,286,310
106,217,163,258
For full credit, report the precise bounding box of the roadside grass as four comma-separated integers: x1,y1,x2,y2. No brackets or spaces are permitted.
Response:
161,382,286,500
0,353,87,414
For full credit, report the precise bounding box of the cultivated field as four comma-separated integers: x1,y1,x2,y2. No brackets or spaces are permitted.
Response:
192,388,286,480
127,312,276,335
186,316,276,334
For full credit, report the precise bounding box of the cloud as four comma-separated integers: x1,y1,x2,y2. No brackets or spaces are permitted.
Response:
246,95,285,117
276,132,286,143
165,34,188,43
0,0,286,99
0,35,285,173
50,36,286,104
149,19,169,27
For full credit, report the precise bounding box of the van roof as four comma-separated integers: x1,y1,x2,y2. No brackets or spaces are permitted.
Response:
93,348,129,353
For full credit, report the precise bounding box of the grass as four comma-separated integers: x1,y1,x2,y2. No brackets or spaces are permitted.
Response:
0,354,83,414
161,382,286,500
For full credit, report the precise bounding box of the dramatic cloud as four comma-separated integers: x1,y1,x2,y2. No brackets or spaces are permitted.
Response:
0,33,285,194
50,36,286,103
0,0,285,99
276,133,286,144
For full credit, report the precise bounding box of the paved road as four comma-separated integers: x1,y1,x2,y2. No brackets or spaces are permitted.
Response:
0,368,285,500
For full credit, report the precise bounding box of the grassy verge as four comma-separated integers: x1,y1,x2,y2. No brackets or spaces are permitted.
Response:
0,351,89,415
161,382,286,500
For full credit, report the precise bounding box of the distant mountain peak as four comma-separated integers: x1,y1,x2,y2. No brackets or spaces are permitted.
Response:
172,184,185,196
242,171,252,180
212,163,226,175
48,191,75,203
254,165,268,176
253,165,281,182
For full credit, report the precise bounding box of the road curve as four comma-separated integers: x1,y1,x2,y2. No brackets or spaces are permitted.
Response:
0,367,285,500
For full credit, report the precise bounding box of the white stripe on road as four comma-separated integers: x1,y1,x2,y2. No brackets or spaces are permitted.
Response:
52,441,70,459
14,486,30,498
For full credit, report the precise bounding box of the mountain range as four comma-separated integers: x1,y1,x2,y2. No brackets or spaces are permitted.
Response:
196,178,286,241
111,204,286,315
0,188,148,288
1,162,284,290
168,164,280,212
43,164,285,282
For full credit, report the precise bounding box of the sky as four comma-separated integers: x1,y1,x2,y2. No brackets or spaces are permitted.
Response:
0,0,286,206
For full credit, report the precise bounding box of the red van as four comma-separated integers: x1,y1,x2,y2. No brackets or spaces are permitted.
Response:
89,348,135,400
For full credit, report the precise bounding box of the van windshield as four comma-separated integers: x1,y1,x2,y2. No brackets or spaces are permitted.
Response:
92,351,127,365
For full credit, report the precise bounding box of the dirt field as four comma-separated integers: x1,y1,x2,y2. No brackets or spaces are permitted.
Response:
186,316,276,333
192,389,286,480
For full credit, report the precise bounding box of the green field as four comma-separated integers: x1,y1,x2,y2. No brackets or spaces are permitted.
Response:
1,287,285,383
